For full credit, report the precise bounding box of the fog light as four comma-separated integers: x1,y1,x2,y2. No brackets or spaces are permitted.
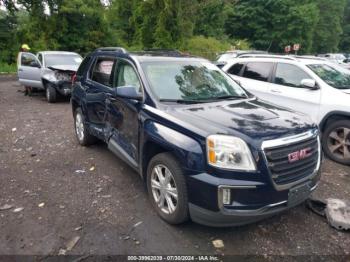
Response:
222,188,231,205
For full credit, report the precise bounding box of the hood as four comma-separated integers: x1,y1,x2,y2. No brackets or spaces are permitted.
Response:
47,64,79,72
165,98,315,149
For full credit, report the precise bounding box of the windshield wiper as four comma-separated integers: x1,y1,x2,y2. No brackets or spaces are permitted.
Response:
210,95,248,101
159,99,206,104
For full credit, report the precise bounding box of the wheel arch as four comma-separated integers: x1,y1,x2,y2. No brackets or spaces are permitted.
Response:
319,111,350,132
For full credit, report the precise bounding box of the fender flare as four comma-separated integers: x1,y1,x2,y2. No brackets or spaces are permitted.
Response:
319,111,350,131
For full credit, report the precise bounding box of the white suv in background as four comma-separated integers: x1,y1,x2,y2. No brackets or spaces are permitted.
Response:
223,55,350,165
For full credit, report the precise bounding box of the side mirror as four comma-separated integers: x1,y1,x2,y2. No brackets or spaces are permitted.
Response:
30,61,41,68
114,86,143,101
301,79,318,90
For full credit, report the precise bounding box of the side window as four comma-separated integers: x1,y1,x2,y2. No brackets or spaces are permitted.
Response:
242,62,273,82
21,53,38,67
90,57,115,87
77,56,91,77
114,60,141,92
37,54,43,65
228,63,244,75
274,63,311,88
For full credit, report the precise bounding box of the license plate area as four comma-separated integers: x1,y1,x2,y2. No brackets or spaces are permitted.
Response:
288,182,311,207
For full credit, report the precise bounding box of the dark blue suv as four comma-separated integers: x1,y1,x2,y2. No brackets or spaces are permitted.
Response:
71,47,321,227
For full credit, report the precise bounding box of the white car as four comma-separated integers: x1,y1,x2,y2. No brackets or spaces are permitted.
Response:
17,51,82,102
223,55,350,165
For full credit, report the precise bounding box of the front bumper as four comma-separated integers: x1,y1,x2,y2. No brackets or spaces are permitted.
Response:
186,170,320,227
54,80,72,96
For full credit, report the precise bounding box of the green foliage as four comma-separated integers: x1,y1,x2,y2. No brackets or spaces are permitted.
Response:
185,36,231,60
0,62,16,73
313,0,347,53
194,0,227,38
340,0,350,52
225,0,319,53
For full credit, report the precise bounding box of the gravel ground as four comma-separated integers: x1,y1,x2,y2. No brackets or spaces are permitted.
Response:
0,76,349,257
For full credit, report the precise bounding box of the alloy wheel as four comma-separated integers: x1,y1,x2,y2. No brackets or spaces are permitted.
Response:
327,127,350,160
150,164,178,215
75,113,85,142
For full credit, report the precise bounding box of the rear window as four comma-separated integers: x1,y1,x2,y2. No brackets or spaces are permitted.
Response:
242,62,273,82
90,57,115,87
228,63,244,75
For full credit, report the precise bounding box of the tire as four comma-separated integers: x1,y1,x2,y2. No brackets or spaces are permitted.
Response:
322,120,350,165
146,153,189,224
46,83,57,103
73,108,97,146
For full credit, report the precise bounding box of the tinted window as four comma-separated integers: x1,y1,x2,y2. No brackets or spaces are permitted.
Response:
274,63,310,88
242,62,273,82
228,63,244,75
21,53,37,67
91,57,115,87
114,60,142,92
77,56,91,77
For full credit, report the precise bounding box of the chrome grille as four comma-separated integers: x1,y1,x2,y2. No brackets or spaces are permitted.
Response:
263,131,320,186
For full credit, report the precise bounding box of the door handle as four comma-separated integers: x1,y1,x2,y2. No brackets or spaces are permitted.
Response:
271,89,281,93
18,69,23,72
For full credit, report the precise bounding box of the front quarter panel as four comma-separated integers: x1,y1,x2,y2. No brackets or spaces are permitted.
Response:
143,121,205,174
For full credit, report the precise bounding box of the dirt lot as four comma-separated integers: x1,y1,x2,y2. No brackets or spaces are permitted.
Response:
0,75,349,257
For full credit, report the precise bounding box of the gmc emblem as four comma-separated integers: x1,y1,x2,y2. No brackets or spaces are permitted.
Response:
288,148,312,163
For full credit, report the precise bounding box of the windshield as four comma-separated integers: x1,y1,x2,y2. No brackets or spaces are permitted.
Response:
45,54,82,67
141,61,248,102
308,63,350,89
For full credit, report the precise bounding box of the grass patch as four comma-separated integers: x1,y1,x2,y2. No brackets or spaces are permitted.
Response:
0,63,17,74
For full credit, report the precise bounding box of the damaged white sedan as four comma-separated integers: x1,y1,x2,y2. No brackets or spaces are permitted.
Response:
17,51,82,103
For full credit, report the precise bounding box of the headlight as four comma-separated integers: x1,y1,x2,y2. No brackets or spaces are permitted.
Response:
207,135,256,171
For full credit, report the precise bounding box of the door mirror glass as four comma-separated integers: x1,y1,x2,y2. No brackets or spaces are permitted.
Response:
301,79,317,89
115,86,142,101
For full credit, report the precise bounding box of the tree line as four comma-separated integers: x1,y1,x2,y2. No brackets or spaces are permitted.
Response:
0,0,349,65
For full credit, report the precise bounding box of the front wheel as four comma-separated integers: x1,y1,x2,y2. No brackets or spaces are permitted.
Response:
322,120,350,165
74,108,97,146
46,83,57,103
147,153,189,224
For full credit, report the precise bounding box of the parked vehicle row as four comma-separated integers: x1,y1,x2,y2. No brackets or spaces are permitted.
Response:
16,47,349,227
222,54,350,165
17,51,82,102
70,48,321,226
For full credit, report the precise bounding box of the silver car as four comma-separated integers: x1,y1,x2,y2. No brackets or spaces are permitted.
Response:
17,51,82,103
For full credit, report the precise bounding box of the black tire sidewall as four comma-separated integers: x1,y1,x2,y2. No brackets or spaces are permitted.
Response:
146,153,189,224
322,120,350,165
46,84,57,103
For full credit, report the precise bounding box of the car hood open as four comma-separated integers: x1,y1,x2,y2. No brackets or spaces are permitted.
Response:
47,64,79,72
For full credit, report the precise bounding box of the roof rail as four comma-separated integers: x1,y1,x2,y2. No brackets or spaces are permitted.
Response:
238,54,297,61
294,55,327,61
95,47,127,53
